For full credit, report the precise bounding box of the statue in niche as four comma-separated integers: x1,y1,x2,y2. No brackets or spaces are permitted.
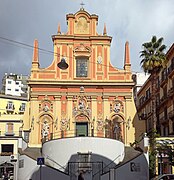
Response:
42,119,50,138
113,122,122,141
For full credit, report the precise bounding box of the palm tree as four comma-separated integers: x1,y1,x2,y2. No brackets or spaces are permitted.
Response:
140,36,167,177
140,35,167,129
140,36,166,73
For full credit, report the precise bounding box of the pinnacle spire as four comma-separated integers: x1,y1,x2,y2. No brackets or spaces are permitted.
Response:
33,39,39,62
103,23,107,36
57,23,61,34
32,39,39,69
124,41,131,71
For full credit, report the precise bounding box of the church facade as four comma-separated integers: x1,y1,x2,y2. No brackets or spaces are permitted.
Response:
26,8,143,147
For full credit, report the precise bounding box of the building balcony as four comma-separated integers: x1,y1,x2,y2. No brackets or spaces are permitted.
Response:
168,64,174,78
138,96,151,110
169,110,174,119
139,113,147,120
160,96,168,105
42,136,125,173
160,77,168,87
159,116,168,124
168,87,174,97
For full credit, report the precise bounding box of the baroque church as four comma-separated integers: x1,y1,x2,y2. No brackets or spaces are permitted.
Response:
26,7,142,146
17,7,148,180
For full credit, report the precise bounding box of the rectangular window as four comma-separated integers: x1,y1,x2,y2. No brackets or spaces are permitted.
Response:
8,81,12,84
139,96,145,106
19,159,24,168
172,79,174,88
76,122,88,136
164,107,167,120
146,88,151,99
156,94,160,107
15,89,19,91
163,86,167,98
156,76,160,89
16,81,19,85
20,103,26,111
5,123,14,136
7,88,11,91
24,131,29,142
1,144,14,155
148,118,152,131
6,101,14,110
161,68,167,82
76,58,88,77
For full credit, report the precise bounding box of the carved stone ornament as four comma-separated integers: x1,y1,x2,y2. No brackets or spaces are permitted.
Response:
60,118,69,131
110,100,123,113
72,96,92,119
97,119,104,131
114,102,121,113
75,17,89,34
43,104,49,112
97,56,102,64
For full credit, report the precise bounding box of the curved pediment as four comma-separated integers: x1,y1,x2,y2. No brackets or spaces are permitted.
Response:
74,44,91,52
74,44,91,56
66,8,98,36
74,8,91,19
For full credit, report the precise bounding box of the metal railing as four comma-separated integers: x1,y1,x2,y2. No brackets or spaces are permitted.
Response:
41,129,123,143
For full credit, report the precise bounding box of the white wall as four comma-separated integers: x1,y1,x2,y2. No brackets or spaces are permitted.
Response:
115,154,149,180
18,155,39,180
101,154,149,180
42,137,125,170
18,138,28,150
18,155,70,180
136,73,149,87
5,78,24,96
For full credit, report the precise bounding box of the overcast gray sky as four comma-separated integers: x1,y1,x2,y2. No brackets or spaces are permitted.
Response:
0,0,174,85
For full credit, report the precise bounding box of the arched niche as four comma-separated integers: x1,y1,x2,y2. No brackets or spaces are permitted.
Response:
105,114,125,142
39,114,53,142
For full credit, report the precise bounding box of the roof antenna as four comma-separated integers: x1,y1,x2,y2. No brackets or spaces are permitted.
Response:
80,1,85,10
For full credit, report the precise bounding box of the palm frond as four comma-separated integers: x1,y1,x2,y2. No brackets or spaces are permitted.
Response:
151,36,157,43
158,44,166,52
157,37,164,46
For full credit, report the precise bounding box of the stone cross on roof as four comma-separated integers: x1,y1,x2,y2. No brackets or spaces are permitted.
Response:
80,1,85,10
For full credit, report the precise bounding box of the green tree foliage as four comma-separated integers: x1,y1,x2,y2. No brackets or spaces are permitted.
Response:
140,36,167,74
